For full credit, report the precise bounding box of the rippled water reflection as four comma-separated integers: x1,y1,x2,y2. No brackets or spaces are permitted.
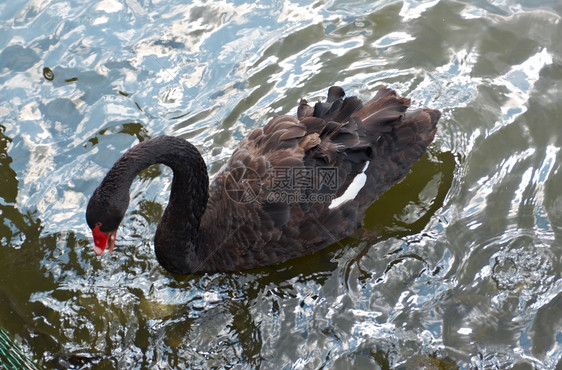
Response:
1,0,561,368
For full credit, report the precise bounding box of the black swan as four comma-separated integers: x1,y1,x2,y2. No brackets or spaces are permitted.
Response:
86,86,440,274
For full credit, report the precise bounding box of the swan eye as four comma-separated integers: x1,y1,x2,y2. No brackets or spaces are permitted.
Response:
95,222,102,228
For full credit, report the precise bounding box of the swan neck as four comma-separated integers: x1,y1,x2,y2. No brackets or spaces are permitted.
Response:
117,136,210,274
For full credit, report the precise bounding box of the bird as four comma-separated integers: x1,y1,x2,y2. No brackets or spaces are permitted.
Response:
86,86,440,274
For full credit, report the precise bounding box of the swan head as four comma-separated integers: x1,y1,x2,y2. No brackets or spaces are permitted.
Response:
86,185,129,256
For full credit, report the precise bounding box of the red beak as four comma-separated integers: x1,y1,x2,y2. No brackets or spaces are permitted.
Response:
92,225,117,255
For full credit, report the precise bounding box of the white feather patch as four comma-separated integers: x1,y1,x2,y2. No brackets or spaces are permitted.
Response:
329,161,370,209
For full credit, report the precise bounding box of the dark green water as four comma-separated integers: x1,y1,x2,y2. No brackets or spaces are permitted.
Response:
1,0,561,368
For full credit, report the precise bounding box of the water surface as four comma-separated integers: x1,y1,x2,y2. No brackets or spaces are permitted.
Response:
0,0,561,368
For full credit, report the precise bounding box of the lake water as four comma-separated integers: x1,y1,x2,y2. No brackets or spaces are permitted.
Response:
1,0,561,368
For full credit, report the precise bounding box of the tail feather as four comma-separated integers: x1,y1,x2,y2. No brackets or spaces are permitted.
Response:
353,96,410,134
330,97,363,123
373,106,440,183
295,85,439,171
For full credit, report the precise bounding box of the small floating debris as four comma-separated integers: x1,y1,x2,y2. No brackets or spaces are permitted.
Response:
42,67,54,81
